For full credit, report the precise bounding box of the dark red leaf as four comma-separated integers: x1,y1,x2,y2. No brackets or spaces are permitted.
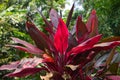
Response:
68,34,102,56
76,16,88,43
67,34,77,51
54,18,69,54
93,41,120,50
66,3,74,27
0,57,42,70
9,45,42,55
84,41,120,66
77,41,120,67
50,9,60,28
0,61,19,70
86,76,92,80
106,75,120,80
86,10,98,37
10,37,43,55
0,57,43,77
82,41,120,66
26,22,55,52
78,33,88,44
6,68,47,77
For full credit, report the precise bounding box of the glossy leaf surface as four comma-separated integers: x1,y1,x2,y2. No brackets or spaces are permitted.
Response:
54,18,69,54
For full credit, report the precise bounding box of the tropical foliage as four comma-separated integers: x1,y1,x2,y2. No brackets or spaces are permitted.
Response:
0,4,120,80
81,0,120,37
0,0,66,79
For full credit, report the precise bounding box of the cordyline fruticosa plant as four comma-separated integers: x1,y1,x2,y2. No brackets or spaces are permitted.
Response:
1,4,120,80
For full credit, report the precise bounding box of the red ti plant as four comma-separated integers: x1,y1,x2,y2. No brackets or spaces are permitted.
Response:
1,4,120,80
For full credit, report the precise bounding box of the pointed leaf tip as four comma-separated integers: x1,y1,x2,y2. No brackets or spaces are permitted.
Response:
10,37,43,55
86,9,98,37
50,9,60,28
54,18,69,54
68,34,102,56
76,16,88,41
26,21,54,51
2,57,44,77
66,3,74,27
6,68,46,77
91,10,96,14
106,76,120,80
26,21,33,30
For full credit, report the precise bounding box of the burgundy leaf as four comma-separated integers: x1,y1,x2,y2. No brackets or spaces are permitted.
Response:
67,34,102,56
93,41,120,50
26,22,55,52
6,68,47,77
7,45,43,55
82,41,120,66
50,9,60,28
86,10,98,37
18,57,43,68
76,16,88,43
0,61,19,70
84,41,120,57
78,33,88,44
10,37,43,55
54,18,69,54
85,76,92,80
2,7,120,80
0,57,42,71
0,57,44,77
66,3,74,27
45,27,54,35
8,45,42,55
80,41,120,66
106,75,120,80
67,34,77,51
75,41,120,67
